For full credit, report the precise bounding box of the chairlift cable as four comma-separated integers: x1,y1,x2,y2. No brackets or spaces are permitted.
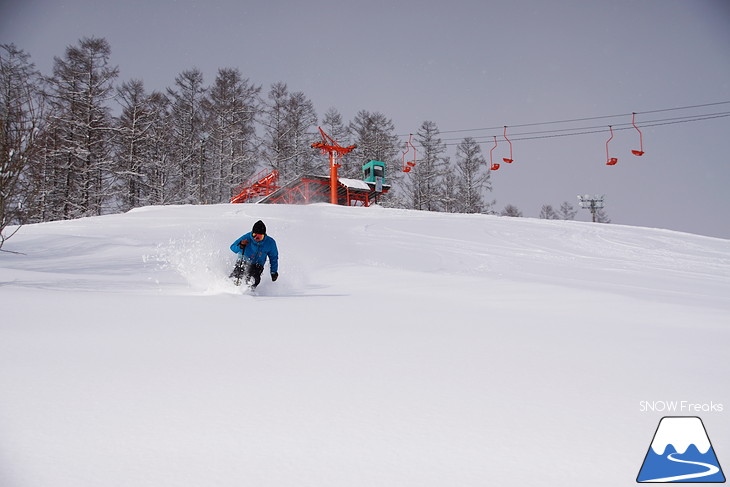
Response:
398,101,730,140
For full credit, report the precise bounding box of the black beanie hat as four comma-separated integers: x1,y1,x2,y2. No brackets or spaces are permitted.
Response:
252,220,266,234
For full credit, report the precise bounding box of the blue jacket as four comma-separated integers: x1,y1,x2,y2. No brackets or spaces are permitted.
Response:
230,232,279,273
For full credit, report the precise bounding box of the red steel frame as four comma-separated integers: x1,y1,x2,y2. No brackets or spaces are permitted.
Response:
265,177,330,205
230,169,280,203
311,127,357,205
231,127,388,207
261,176,387,207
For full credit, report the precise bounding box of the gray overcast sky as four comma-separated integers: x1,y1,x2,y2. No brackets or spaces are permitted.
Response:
2,0,730,238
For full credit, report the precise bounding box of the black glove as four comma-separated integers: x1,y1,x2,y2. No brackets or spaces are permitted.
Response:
271,272,278,282
238,239,248,250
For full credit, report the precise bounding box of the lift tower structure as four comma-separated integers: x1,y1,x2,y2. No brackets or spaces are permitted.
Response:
311,127,357,205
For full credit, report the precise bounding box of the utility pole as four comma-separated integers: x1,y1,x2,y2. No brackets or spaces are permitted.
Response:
577,194,605,223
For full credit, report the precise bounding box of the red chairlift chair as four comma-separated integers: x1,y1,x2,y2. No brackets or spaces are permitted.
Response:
489,135,500,170
606,125,618,166
631,112,645,156
402,134,417,173
502,126,514,163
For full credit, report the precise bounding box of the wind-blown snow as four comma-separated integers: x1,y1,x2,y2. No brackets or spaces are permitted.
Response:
1,203,729,487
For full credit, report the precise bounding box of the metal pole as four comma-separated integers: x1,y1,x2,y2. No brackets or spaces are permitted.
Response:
330,151,338,205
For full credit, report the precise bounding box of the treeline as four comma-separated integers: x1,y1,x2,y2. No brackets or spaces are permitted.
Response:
1,37,602,247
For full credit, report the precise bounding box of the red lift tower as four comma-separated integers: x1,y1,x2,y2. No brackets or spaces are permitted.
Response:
311,127,357,205
230,127,388,206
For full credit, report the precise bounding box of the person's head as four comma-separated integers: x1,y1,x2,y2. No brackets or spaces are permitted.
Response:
252,220,266,241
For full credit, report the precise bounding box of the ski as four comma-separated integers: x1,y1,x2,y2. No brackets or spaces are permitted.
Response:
230,254,245,286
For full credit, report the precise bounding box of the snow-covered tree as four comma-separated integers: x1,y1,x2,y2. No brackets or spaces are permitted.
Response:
321,107,356,178
440,161,458,213
501,204,523,217
454,137,491,213
144,91,176,206
595,208,611,223
260,82,288,178
44,37,118,219
348,110,399,173
559,201,577,220
166,68,207,204
260,82,317,182
401,121,448,211
284,91,317,178
348,110,400,205
0,44,45,247
540,204,559,219
203,68,260,202
115,79,153,211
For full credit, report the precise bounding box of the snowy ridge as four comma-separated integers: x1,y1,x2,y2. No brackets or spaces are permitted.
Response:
6,202,728,302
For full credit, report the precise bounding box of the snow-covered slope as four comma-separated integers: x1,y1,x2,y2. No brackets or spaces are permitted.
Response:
1,203,728,487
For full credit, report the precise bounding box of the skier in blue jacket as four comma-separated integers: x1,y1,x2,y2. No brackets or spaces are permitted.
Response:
229,220,279,289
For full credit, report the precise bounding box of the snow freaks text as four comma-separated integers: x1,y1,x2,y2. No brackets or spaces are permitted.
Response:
639,401,724,413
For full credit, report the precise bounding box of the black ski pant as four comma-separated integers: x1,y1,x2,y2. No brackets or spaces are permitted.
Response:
242,262,264,288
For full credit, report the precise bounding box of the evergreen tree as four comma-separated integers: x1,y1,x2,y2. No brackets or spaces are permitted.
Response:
454,137,491,213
